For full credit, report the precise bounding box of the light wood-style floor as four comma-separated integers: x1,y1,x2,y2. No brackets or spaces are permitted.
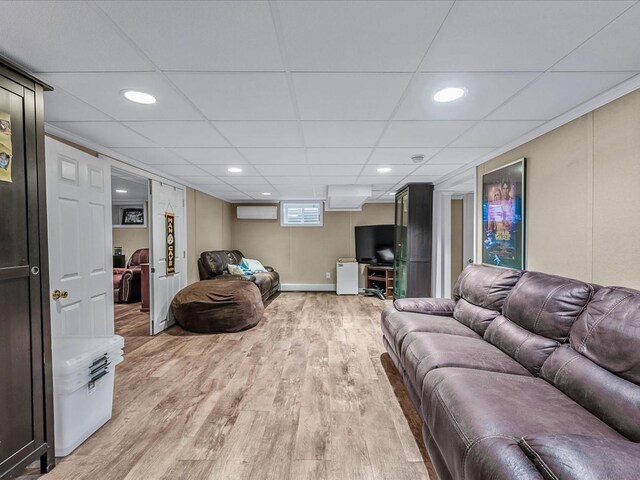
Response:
34,293,434,480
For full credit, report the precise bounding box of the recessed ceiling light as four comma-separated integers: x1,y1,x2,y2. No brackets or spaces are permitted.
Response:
227,167,243,173
434,87,465,103
261,192,271,196
122,90,156,105
377,167,392,173
115,189,127,193
388,192,396,195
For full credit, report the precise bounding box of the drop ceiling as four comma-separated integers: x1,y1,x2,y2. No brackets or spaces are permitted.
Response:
1,0,639,203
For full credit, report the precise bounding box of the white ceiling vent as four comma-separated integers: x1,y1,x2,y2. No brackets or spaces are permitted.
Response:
326,185,372,211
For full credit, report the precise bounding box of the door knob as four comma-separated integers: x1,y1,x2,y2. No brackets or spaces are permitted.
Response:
52,290,68,300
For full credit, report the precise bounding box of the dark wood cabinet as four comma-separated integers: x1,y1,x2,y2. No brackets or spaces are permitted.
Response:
0,59,54,479
393,183,434,299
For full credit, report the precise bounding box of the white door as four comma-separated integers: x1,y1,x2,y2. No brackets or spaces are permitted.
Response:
45,137,113,338
149,180,186,335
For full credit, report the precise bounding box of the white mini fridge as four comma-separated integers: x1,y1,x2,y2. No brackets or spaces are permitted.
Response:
336,261,359,295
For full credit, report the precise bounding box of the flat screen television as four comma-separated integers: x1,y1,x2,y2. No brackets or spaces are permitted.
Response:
355,224,395,266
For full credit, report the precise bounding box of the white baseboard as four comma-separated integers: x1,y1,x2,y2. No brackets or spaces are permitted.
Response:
280,283,336,292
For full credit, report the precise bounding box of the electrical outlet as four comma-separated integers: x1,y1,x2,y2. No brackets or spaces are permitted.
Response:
326,271,331,279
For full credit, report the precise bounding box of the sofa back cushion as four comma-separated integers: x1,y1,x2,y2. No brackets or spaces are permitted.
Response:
452,264,522,335
199,250,246,279
483,271,594,375
502,271,595,342
541,345,640,442
570,286,640,383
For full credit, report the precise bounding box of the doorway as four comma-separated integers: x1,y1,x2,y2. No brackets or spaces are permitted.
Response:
111,168,151,344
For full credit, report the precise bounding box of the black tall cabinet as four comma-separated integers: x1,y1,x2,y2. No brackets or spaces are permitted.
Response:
0,59,54,478
393,183,434,299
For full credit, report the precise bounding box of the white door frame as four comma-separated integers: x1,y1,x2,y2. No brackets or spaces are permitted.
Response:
432,168,477,299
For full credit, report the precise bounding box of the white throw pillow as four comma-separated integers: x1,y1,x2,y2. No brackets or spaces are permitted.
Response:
242,258,267,273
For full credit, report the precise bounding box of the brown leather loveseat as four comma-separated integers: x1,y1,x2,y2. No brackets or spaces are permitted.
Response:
198,250,280,302
382,263,640,480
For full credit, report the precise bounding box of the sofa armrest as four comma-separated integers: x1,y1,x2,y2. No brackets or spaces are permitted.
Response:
393,298,456,316
519,434,640,480
264,266,275,272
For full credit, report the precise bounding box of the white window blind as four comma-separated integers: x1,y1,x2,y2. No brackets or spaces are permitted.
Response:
281,202,323,227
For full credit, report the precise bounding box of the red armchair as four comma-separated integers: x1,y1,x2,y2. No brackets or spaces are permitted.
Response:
113,248,149,303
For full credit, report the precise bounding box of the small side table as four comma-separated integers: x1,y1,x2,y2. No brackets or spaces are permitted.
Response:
113,254,126,268
140,263,150,313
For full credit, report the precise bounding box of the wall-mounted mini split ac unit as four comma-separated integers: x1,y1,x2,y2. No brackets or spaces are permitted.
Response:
236,205,278,220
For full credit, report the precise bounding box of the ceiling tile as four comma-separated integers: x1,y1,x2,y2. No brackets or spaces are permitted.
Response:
264,177,313,185
311,176,357,185
402,175,441,183
154,164,208,177
49,122,156,148
488,72,636,120
309,165,364,176
356,175,406,185
43,89,110,122
422,1,633,71
306,148,372,164
396,73,538,120
233,184,276,192
169,148,247,165
360,164,417,176
43,72,201,121
239,148,306,165
302,122,386,147
214,122,302,147
113,148,189,165
451,121,543,148
200,184,243,193
412,164,461,176
369,148,440,165
292,73,411,120
177,176,224,185
254,164,310,177
272,185,316,195
554,3,640,72
0,1,153,72
278,1,453,72
427,148,495,165
379,121,474,147
97,1,283,71
123,122,229,147
217,177,267,186
198,164,260,177
168,73,295,120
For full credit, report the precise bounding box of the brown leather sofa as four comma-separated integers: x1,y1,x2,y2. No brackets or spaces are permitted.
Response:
382,263,640,480
198,250,279,302
113,248,149,303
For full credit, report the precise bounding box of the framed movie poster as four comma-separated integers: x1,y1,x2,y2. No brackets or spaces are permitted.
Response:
482,158,525,269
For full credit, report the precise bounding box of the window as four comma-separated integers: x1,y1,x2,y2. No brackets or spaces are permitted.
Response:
280,202,323,227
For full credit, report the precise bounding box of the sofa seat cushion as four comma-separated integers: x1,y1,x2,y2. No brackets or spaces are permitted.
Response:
401,332,531,395
421,368,625,480
381,306,480,358
519,434,640,480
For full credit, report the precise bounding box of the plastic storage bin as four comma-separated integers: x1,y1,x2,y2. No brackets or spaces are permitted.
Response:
52,336,124,456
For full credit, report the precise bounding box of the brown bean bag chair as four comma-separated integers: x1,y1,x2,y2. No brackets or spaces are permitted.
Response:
171,279,264,333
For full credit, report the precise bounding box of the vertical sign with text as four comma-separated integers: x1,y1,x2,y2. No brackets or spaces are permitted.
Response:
165,212,175,275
